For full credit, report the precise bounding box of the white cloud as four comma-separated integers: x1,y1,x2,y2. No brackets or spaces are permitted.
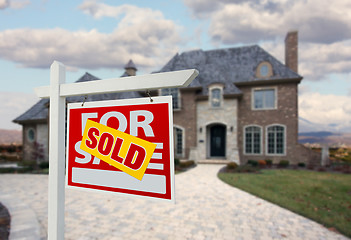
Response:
0,0,9,9
184,0,351,44
0,0,30,9
0,2,182,72
183,0,351,82
0,92,39,130
299,92,351,132
262,40,351,80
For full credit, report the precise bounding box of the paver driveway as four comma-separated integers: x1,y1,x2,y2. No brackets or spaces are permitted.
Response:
0,164,349,240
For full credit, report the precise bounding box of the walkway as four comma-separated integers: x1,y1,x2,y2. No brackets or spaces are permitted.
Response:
0,164,349,240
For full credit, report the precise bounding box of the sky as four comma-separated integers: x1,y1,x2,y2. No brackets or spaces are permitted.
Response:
1,0,351,132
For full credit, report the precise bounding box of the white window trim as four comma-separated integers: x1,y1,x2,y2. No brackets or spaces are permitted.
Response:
265,124,286,156
174,125,185,158
251,86,278,110
243,125,263,155
209,84,224,108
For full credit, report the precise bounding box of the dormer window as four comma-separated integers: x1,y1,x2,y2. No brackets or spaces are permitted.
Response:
211,88,221,107
256,61,273,78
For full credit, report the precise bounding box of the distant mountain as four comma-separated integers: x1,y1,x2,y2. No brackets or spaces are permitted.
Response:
0,129,22,145
299,131,351,146
299,131,339,138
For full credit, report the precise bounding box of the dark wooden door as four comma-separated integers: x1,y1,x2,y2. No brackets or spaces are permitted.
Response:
210,125,226,157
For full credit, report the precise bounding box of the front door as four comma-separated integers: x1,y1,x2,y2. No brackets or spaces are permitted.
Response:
210,125,226,157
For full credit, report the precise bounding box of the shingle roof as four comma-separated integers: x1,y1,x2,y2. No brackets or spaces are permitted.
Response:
124,59,137,70
13,71,143,124
158,45,302,95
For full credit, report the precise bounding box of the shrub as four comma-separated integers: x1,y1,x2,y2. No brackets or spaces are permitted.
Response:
174,158,180,166
227,162,238,170
298,162,306,168
39,161,49,169
317,167,326,172
258,160,266,167
247,160,258,167
179,160,195,168
236,165,260,173
265,159,273,166
278,160,289,168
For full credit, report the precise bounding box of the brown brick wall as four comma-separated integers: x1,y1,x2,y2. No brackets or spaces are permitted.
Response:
237,82,318,165
173,89,197,159
285,31,298,73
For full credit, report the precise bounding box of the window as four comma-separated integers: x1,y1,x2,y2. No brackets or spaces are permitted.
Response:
27,128,35,142
211,88,221,107
161,88,180,109
244,126,262,154
253,88,276,110
267,125,285,155
256,61,273,78
174,127,184,157
260,65,269,76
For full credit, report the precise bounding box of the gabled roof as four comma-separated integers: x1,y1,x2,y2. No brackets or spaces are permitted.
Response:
158,45,302,95
14,71,143,124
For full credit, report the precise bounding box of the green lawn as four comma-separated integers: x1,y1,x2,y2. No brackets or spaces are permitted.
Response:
218,169,351,238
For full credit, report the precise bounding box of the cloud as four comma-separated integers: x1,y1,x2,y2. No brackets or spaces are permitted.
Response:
0,2,182,72
184,0,351,44
262,40,351,80
0,92,39,130
299,92,351,132
0,0,30,9
0,0,9,9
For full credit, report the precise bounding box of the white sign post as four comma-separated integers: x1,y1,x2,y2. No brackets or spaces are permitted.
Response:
35,61,198,240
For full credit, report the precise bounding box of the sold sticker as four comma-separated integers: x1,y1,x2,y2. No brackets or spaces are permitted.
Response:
80,119,157,180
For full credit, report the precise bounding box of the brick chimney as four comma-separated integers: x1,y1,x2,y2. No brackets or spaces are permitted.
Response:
124,59,137,76
285,31,298,73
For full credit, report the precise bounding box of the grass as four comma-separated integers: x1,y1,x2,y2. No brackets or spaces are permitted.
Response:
218,169,351,238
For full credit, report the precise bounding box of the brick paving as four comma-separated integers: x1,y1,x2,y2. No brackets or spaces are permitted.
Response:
0,164,349,240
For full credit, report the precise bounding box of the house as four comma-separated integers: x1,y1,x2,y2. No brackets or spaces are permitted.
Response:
13,60,143,162
14,31,320,165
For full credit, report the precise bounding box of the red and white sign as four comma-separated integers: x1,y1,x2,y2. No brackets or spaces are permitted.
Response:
65,96,175,202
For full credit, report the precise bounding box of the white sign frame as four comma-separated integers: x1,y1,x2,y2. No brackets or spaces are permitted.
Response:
35,61,198,240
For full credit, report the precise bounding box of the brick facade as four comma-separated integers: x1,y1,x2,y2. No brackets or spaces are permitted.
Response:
173,89,197,159
285,31,298,73
237,82,314,165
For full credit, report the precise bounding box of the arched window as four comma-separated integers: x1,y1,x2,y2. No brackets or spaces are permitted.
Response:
174,126,184,158
267,125,285,155
27,128,35,142
244,126,262,154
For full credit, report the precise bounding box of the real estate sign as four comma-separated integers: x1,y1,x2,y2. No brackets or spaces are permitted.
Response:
65,96,175,202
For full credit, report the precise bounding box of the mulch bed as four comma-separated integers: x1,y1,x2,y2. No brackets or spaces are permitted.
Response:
0,202,10,240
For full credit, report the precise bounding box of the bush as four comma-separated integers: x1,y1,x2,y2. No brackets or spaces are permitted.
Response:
265,159,273,166
235,165,260,173
39,161,49,169
258,160,266,167
179,160,195,169
278,160,289,168
247,160,258,167
298,162,306,167
227,162,238,170
174,158,180,166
